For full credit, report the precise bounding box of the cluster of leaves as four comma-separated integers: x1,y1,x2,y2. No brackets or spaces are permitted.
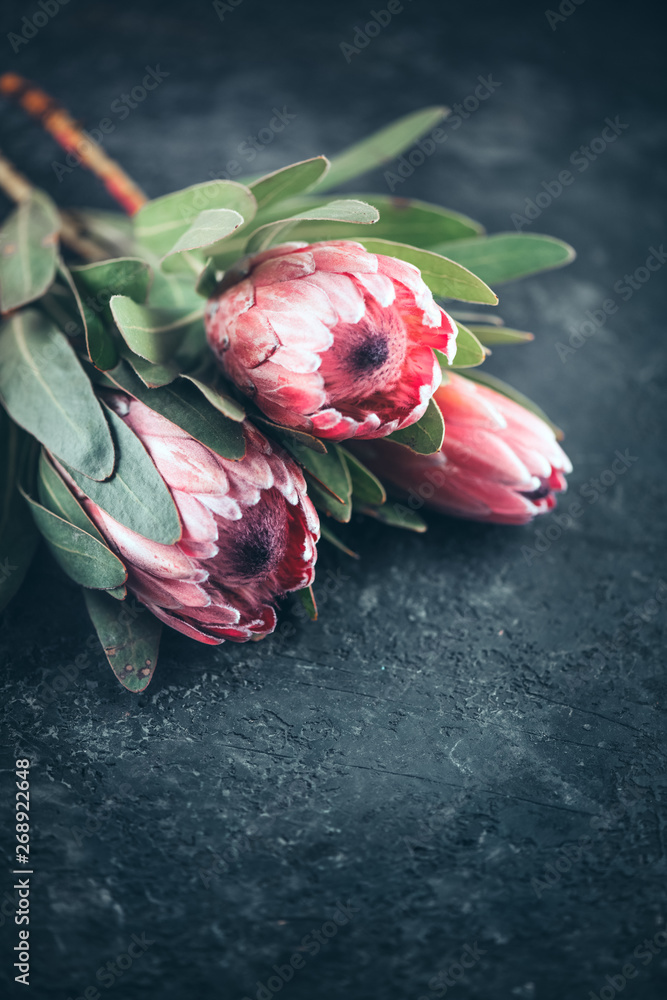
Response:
0,106,574,690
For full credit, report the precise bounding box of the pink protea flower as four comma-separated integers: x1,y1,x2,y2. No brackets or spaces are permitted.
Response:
62,395,319,644
352,373,572,525
205,240,457,441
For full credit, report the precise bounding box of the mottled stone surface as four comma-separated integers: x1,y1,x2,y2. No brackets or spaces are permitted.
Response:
1,1,666,998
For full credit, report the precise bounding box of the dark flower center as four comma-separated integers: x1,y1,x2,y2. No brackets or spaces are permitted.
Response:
348,334,390,373
230,526,277,579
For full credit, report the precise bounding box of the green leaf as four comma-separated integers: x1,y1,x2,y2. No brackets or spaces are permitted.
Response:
64,403,182,544
134,180,257,256
122,349,180,387
283,440,352,522
0,190,59,312
71,256,151,306
0,413,39,612
147,268,205,311
251,414,328,454
358,239,498,304
0,310,115,480
450,311,504,326
437,232,576,285
250,157,331,210
245,199,380,254
180,375,245,421
194,258,219,298
110,295,204,364
161,208,244,262
461,369,563,438
359,502,427,533
385,397,445,454
105,361,246,461
22,489,127,590
266,193,482,246
314,107,450,191
67,208,135,257
467,325,534,346
339,447,386,505
56,259,117,371
83,588,162,692
37,449,105,543
319,522,359,559
448,323,487,368
297,585,318,621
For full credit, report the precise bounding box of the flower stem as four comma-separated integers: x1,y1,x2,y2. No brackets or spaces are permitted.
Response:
0,72,148,216
0,147,109,261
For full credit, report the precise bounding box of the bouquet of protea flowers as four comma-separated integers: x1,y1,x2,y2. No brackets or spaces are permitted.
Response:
0,76,573,691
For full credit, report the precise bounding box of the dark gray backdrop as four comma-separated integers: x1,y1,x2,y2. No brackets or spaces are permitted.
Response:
1,1,665,998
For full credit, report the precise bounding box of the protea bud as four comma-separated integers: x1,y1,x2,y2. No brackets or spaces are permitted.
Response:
205,240,457,441
352,373,572,525
60,395,319,644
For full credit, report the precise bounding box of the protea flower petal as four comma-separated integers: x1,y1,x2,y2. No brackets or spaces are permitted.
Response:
205,240,457,441
351,373,572,526
59,394,319,644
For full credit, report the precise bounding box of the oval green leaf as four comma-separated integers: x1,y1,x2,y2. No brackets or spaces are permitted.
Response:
314,107,450,191
161,208,244,262
38,449,105,543
135,180,257,256
105,361,246,461
359,502,427,533
0,190,59,313
110,295,204,364
437,232,576,284
22,489,127,590
181,375,245,421
385,396,445,454
63,403,182,544
283,439,352,522
0,414,39,612
245,199,380,254
250,157,331,210
0,310,115,480
83,588,162,693
339,447,386,505
58,259,118,371
448,323,487,368
467,325,534,346
265,194,482,246
358,239,498,304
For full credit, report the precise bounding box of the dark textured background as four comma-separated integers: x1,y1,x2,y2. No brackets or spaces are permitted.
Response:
1,1,666,998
